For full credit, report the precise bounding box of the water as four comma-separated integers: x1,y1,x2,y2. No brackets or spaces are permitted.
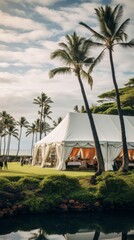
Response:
0,211,133,240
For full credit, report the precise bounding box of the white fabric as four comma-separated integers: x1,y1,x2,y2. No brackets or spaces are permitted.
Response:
32,146,39,165
101,143,122,170
32,113,134,170
41,144,51,167
56,145,73,170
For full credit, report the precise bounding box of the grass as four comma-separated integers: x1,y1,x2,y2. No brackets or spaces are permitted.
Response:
0,162,94,178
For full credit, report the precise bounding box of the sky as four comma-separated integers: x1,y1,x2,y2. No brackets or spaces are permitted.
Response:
0,0,133,152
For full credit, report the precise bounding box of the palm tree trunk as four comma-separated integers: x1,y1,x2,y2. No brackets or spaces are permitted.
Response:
6,135,11,156
0,136,2,155
93,230,100,240
31,133,35,155
109,49,129,171
16,127,22,156
78,73,104,175
40,106,43,140
3,135,6,155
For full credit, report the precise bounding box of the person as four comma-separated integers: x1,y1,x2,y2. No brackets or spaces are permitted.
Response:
3,158,8,169
112,159,118,171
20,157,24,166
0,159,3,170
93,156,98,172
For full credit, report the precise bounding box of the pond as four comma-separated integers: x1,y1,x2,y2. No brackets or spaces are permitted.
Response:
0,211,133,240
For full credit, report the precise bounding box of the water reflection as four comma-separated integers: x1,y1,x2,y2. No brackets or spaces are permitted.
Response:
0,211,133,240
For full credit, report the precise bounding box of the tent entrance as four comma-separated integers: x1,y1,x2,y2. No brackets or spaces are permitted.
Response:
66,147,96,170
44,146,57,167
115,149,134,170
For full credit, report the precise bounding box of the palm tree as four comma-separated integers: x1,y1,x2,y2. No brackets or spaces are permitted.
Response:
5,120,18,156
74,105,86,113
42,105,52,136
16,117,29,156
0,120,4,155
0,111,9,155
33,93,53,140
53,116,63,128
34,118,40,142
0,112,16,156
49,32,105,176
80,4,134,171
26,123,37,155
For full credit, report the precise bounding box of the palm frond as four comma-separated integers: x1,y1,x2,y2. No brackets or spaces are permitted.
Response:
79,22,107,42
114,5,123,23
49,67,72,78
113,18,130,42
83,57,94,65
50,49,72,65
80,69,93,89
85,39,104,48
89,49,106,73
118,39,134,48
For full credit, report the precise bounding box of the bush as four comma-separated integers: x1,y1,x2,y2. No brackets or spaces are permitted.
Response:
39,175,80,197
24,195,46,212
0,177,16,192
96,173,134,206
16,177,40,190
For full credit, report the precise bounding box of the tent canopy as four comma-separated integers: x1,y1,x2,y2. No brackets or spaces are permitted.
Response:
32,112,134,170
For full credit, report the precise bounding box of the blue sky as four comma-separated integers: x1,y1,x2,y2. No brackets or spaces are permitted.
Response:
0,0,133,151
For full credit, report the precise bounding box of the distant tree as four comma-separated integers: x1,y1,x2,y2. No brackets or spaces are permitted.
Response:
33,93,53,140
74,105,86,113
42,105,52,136
26,123,37,155
53,117,63,128
34,119,40,142
5,118,18,156
80,5,134,171
16,117,29,156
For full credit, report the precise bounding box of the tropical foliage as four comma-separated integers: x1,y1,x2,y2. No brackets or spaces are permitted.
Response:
92,78,134,115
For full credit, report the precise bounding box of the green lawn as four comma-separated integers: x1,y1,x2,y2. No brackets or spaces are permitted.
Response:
0,162,94,178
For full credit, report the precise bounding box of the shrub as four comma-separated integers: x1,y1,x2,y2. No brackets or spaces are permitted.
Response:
70,188,96,203
16,177,40,190
24,195,46,212
0,177,16,192
39,175,80,197
96,173,134,205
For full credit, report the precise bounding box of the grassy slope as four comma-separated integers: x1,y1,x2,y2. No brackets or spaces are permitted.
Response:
0,162,94,178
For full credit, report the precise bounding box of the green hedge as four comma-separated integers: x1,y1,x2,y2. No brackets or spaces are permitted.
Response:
0,172,134,213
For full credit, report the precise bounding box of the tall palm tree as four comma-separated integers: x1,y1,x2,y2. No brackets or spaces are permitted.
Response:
5,120,18,156
80,4,134,171
49,32,105,175
16,117,29,156
33,93,53,140
26,123,37,155
0,112,16,156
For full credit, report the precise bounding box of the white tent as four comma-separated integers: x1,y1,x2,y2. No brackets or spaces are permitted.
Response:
32,112,134,170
